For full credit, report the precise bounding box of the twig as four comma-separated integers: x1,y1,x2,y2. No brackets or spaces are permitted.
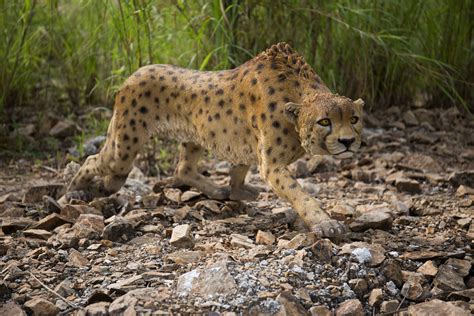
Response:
28,271,79,309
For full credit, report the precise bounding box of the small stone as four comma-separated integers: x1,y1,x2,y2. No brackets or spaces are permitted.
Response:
60,204,102,221
23,229,53,240
0,302,26,316
407,299,469,316
331,203,355,217
276,291,307,315
285,233,309,250
382,260,404,288
310,239,335,263
456,185,474,196
309,305,331,316
180,190,201,202
163,188,182,203
84,302,110,316
403,110,419,126
72,214,104,239
170,224,194,248
335,299,364,316
166,250,205,265
49,120,79,138
230,233,255,249
401,276,424,301
449,170,474,187
380,300,399,313
433,258,471,292
68,248,89,267
348,279,368,297
395,178,421,194
54,279,74,297
24,297,59,316
102,217,134,242
417,260,438,277
340,242,386,267
34,213,71,231
349,208,393,232
368,288,383,307
23,184,65,203
256,230,276,245
42,196,62,213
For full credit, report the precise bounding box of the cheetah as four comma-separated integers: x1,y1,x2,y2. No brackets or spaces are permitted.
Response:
66,43,364,238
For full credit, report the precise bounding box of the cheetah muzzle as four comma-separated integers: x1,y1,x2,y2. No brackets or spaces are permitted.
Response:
65,42,364,239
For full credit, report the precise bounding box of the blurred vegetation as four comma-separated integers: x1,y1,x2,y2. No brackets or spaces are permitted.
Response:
0,0,472,157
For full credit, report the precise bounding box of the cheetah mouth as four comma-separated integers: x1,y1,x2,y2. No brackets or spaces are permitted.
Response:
334,150,354,159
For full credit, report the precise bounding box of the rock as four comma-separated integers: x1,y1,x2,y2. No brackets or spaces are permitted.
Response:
23,229,52,240
68,248,89,267
72,214,104,239
417,260,438,277
108,288,170,315
60,204,102,221
163,188,182,203
382,260,404,288
0,217,35,234
348,279,368,297
331,203,355,217
0,302,26,316
403,110,419,126
368,288,383,306
230,233,255,249
409,131,438,144
276,291,307,315
34,213,71,231
42,196,62,213
24,297,59,316
380,300,399,313
407,299,469,316
395,178,422,194
309,305,331,316
23,184,65,203
256,230,276,245
349,208,393,232
449,170,474,187
433,258,471,292
335,299,364,316
108,275,143,291
456,185,474,196
340,242,386,267
166,250,205,265
401,276,424,301
54,279,75,297
401,250,448,261
176,261,237,298
49,120,79,138
170,224,194,248
285,233,311,250
180,190,201,202
102,217,134,242
84,302,109,316
309,239,335,263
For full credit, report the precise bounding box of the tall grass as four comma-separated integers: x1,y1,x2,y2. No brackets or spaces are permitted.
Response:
0,0,472,127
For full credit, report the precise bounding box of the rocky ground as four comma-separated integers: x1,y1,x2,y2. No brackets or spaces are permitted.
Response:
0,105,473,315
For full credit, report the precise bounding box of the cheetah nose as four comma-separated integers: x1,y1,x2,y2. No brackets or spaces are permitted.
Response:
338,137,355,148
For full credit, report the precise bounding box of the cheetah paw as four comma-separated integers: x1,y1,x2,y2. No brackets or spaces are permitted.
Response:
311,219,347,239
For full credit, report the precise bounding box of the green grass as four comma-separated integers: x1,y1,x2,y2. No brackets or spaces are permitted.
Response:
0,0,472,139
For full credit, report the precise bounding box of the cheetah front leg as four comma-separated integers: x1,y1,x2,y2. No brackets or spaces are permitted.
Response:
261,162,346,239
174,142,230,200
229,164,263,200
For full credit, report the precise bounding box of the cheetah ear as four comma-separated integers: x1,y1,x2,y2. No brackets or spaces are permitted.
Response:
284,102,301,124
354,98,365,108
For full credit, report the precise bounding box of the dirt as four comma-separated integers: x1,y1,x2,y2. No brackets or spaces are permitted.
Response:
0,105,473,315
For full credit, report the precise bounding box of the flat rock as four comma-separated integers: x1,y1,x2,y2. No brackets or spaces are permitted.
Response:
349,208,393,232
456,185,474,196
84,302,110,316
449,170,474,187
49,120,79,138
382,260,404,288
166,250,205,265
60,204,102,221
231,233,255,249
433,258,470,292
403,110,419,126
108,288,170,315
380,300,399,313
417,260,438,277
170,224,194,248
276,291,307,315
23,184,65,203
0,217,35,234
256,230,276,245
176,261,237,298
42,195,62,213
0,302,26,316
23,229,52,240
309,305,331,316
401,276,425,301
335,299,364,316
395,178,421,194
407,299,469,316
24,297,59,316
33,213,71,231
72,214,104,240
102,217,134,242
348,279,368,297
68,248,89,267
368,288,383,306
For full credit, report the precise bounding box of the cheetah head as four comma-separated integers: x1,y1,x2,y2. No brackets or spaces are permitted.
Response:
284,93,364,159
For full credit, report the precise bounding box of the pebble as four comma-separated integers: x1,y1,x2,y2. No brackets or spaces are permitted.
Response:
407,299,470,316
335,299,364,316
24,297,59,316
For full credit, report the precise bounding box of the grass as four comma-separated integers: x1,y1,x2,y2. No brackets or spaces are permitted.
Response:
0,0,472,158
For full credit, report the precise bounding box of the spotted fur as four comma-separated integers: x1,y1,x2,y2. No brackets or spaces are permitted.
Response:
67,42,364,238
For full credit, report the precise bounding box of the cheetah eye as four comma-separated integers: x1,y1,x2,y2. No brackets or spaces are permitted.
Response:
317,118,331,127
350,116,359,124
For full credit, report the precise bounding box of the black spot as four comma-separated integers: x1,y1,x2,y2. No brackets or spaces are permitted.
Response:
266,147,273,155
260,113,266,122
142,121,147,128
160,86,167,92
243,69,249,76
154,97,160,104
216,89,224,95
130,119,136,126
122,154,129,161
223,128,227,133
250,94,256,103
256,63,264,70
210,131,216,138
144,90,151,98
159,76,165,80
172,76,177,82
226,109,233,116
251,78,257,85
283,96,290,103
120,96,126,103
139,106,148,114
293,81,300,87
214,113,221,120
239,104,246,111
139,81,146,86
268,87,275,95
204,96,210,103
191,93,197,99
272,121,281,129
218,100,225,108
271,63,278,69
276,137,282,145
283,128,289,135
155,115,160,121
131,99,137,107
276,178,280,185
208,116,213,122
124,109,129,116
123,134,129,141
278,74,286,82
268,102,277,112
166,114,170,121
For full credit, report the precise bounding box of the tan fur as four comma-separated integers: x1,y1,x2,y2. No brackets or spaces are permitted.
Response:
67,42,364,238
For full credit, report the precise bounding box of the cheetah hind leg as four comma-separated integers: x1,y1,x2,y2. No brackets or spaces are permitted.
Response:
229,164,264,201
173,142,230,200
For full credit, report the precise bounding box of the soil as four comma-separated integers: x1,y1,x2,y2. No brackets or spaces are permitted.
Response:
0,105,473,315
